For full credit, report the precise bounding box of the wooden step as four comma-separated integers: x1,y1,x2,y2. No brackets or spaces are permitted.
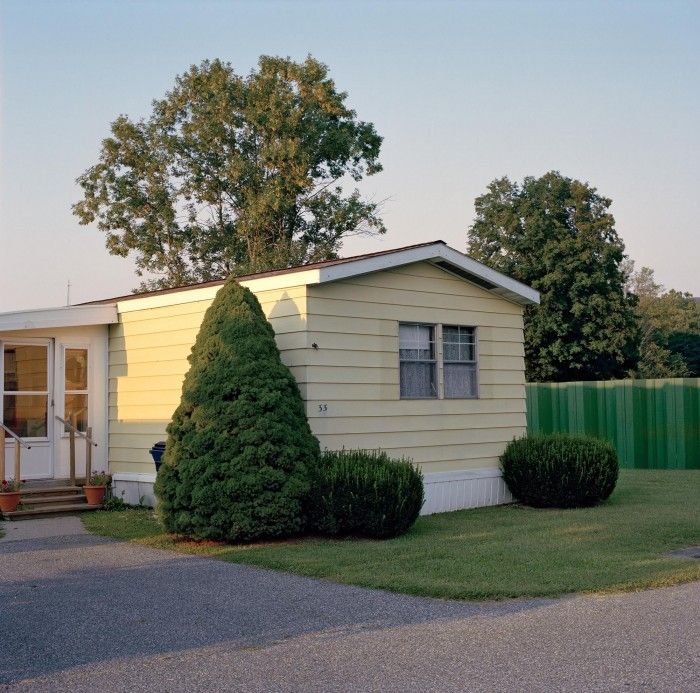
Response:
21,494,88,506
2,503,101,521
21,486,84,499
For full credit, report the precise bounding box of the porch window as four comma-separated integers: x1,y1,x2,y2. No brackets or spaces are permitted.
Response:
2,344,49,438
64,348,88,433
399,323,437,398
443,325,478,398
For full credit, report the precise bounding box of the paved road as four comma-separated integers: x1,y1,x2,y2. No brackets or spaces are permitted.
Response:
1,518,698,692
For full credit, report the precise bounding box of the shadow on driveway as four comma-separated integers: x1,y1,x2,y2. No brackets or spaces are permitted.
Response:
0,527,550,684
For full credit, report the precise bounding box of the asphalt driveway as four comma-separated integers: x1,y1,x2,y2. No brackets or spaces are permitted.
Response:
1,517,698,692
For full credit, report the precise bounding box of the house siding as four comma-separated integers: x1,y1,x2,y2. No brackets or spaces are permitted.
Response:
304,262,526,474
108,260,526,511
108,279,310,477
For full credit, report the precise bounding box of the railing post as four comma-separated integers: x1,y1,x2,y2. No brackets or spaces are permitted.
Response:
85,426,93,482
0,428,5,481
69,414,76,486
14,439,21,482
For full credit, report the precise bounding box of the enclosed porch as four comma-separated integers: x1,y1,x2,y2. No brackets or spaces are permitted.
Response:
0,305,116,518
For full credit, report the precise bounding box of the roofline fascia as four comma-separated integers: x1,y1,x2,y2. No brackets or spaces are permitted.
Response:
318,243,540,305
0,304,118,332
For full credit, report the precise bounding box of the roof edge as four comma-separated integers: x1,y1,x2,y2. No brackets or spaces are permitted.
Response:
0,304,118,332
318,244,539,306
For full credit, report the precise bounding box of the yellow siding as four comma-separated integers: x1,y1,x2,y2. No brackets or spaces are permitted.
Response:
108,260,527,477
108,279,308,475
304,261,527,473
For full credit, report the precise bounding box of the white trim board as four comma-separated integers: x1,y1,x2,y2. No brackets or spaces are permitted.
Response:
89,241,540,314
112,472,157,483
423,468,505,483
0,305,118,331
317,244,540,306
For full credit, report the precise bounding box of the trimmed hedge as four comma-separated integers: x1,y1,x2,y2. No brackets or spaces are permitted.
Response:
311,450,424,538
154,278,320,542
501,433,619,508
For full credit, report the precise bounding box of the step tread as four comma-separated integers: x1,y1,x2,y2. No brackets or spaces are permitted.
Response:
3,503,101,519
21,486,83,496
22,494,88,505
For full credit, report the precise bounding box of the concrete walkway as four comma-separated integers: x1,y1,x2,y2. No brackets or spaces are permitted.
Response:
1,517,698,692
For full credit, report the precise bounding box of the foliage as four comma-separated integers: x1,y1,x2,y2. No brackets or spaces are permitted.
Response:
84,471,700,600
154,278,320,542
667,331,700,377
500,433,619,508
87,470,112,486
624,262,700,378
467,172,639,382
310,450,424,539
0,478,23,493
74,56,385,290
102,492,128,511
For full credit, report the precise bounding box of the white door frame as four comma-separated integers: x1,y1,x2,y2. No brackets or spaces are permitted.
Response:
0,337,55,479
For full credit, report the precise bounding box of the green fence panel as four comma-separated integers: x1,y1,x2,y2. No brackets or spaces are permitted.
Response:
526,378,700,470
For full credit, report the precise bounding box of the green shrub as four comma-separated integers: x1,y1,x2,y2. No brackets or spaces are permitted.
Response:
154,279,320,542
500,433,619,508
311,450,424,538
102,492,128,511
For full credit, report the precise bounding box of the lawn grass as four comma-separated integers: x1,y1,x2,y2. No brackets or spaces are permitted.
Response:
83,470,700,600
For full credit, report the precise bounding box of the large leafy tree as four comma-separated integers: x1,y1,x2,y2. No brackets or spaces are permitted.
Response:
74,56,384,290
154,279,320,542
624,263,700,378
467,172,639,382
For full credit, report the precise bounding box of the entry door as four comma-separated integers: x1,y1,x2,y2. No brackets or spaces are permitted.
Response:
1,340,53,479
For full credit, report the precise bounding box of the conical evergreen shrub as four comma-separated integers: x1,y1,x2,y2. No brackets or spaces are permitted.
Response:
154,279,320,542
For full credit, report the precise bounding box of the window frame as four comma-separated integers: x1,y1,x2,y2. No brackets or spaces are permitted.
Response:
398,323,479,400
61,344,90,436
398,322,438,399
441,324,479,400
1,339,52,441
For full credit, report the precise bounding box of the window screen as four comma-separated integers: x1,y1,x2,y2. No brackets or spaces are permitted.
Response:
64,348,88,433
399,323,437,398
442,325,477,398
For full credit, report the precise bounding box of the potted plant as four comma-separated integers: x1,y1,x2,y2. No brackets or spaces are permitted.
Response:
0,478,24,513
84,470,111,506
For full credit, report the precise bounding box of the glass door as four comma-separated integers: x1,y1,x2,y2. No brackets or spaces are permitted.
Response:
1,340,53,479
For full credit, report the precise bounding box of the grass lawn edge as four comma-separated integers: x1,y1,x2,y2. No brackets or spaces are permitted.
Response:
82,470,700,602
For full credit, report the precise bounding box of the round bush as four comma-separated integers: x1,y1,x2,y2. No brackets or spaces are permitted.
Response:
500,433,619,508
311,450,424,539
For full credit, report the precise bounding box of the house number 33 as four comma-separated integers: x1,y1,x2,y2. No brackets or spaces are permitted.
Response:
318,403,328,413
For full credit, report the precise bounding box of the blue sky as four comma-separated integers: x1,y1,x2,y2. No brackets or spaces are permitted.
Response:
1,0,698,310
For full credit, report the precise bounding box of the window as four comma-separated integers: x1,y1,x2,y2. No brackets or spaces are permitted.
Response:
443,326,478,398
64,348,88,433
2,343,49,438
399,323,437,398
398,323,478,400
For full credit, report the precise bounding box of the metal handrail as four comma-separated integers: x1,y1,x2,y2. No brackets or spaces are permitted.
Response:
55,416,98,447
0,422,31,449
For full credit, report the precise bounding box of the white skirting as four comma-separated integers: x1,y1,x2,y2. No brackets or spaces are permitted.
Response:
420,468,512,515
113,467,512,515
112,472,157,508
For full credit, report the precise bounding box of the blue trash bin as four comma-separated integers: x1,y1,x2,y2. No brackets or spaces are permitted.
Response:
149,441,167,472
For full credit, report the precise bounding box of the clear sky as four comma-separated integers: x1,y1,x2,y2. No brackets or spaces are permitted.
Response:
1,0,698,311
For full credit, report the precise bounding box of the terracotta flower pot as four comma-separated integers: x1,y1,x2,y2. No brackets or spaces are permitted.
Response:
83,484,106,506
0,492,21,513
